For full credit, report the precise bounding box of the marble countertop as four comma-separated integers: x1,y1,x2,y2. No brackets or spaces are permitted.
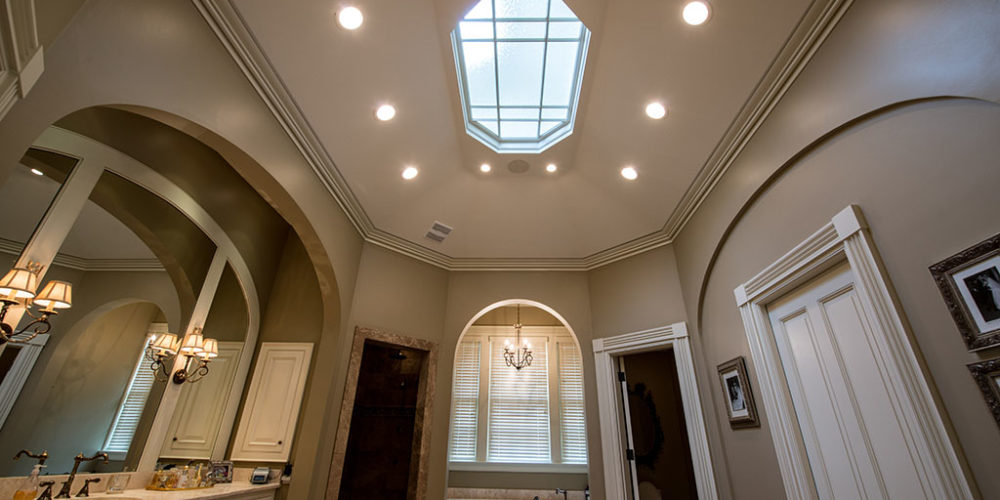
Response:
88,482,279,499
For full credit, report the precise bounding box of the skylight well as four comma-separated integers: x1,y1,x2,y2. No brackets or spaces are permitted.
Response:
453,0,590,153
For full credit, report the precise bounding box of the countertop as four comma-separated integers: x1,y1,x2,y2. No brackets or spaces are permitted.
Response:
88,482,280,499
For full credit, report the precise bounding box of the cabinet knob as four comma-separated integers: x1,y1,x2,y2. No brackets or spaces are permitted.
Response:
277,441,282,445
172,437,177,441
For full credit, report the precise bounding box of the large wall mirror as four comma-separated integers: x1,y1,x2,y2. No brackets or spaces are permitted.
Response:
0,117,264,477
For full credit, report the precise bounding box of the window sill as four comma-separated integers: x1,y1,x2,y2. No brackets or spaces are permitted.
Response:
448,462,588,474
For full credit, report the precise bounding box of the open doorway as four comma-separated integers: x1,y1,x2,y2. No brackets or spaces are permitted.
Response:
594,322,718,500
617,349,698,499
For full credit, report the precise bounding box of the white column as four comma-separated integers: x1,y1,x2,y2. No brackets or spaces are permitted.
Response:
3,156,104,331
137,249,227,471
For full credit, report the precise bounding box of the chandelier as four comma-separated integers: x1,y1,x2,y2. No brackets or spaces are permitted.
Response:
503,304,532,370
0,263,73,344
145,326,218,384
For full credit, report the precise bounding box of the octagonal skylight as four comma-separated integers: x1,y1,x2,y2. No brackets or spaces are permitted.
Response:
452,0,591,153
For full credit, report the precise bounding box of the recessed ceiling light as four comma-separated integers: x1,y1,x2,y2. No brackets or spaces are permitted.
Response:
375,104,396,121
480,163,492,173
645,101,667,119
402,166,419,180
338,6,364,30
682,1,711,26
621,166,638,180
29,168,43,176
546,163,558,173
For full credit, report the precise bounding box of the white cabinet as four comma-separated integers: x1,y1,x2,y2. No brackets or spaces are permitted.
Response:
230,342,313,462
160,342,243,459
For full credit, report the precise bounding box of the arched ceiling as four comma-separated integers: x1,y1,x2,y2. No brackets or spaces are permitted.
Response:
199,0,830,267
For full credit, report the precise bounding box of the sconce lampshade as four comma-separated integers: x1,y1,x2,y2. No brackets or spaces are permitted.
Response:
151,333,179,355
179,331,204,354
33,281,72,309
198,338,219,360
0,268,38,299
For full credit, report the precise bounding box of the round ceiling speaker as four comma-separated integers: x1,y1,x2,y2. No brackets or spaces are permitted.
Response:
507,160,530,174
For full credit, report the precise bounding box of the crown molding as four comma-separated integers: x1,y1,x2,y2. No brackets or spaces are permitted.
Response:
0,237,164,272
192,0,852,272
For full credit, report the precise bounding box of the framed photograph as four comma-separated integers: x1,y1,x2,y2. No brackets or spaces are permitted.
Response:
211,460,233,483
717,356,759,428
968,357,1000,429
930,233,1000,350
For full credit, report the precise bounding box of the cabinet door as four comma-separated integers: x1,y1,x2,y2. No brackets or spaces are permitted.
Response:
230,342,313,462
160,342,243,458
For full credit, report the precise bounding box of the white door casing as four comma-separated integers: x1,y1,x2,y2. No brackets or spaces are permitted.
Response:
593,322,719,500
733,205,974,499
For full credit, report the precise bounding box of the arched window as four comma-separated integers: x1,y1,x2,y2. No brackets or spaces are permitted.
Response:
449,322,587,468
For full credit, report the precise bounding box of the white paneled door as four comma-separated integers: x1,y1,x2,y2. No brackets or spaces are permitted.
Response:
767,262,928,500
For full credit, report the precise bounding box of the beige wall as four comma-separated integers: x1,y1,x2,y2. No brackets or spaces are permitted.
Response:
677,98,1000,499
668,0,1000,496
588,245,687,338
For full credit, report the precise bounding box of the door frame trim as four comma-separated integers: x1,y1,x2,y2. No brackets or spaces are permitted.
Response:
733,205,973,499
325,326,438,500
593,321,719,500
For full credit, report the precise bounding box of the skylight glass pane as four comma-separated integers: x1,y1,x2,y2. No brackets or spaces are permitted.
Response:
465,0,493,19
501,120,540,139
471,107,498,120
542,41,578,106
541,107,568,120
548,0,577,19
494,0,548,18
539,121,562,135
548,21,583,39
496,21,547,39
500,108,540,119
453,0,589,152
460,21,494,40
497,41,544,106
462,42,498,106
479,120,500,135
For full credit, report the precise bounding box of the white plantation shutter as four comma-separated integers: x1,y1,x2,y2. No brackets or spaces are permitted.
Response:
558,342,587,464
449,340,481,461
487,337,551,463
104,334,158,454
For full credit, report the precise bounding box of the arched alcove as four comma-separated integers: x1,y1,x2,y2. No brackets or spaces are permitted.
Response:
446,299,590,493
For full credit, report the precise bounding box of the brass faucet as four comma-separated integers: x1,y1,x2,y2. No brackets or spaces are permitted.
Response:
55,452,108,498
13,448,48,465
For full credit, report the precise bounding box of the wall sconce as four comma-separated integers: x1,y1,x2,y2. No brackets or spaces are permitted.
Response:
0,264,72,344
146,327,218,384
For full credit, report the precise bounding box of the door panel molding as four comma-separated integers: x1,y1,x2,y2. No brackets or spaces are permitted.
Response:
733,205,974,499
593,322,719,500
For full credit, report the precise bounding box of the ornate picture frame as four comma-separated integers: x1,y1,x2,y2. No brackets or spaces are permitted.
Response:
968,358,1000,429
930,233,1000,351
717,356,759,428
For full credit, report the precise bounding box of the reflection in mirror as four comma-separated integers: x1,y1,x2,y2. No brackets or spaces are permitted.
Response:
0,162,240,476
0,150,75,262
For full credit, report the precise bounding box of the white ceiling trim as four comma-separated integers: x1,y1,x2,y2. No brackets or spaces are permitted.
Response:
191,0,852,272
0,236,164,272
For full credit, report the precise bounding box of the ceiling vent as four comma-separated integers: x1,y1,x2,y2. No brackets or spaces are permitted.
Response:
425,221,453,243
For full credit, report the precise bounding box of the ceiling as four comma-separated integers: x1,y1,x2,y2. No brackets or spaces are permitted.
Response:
208,0,816,262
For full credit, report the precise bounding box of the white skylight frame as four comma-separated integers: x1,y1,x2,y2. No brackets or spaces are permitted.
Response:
452,0,591,153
